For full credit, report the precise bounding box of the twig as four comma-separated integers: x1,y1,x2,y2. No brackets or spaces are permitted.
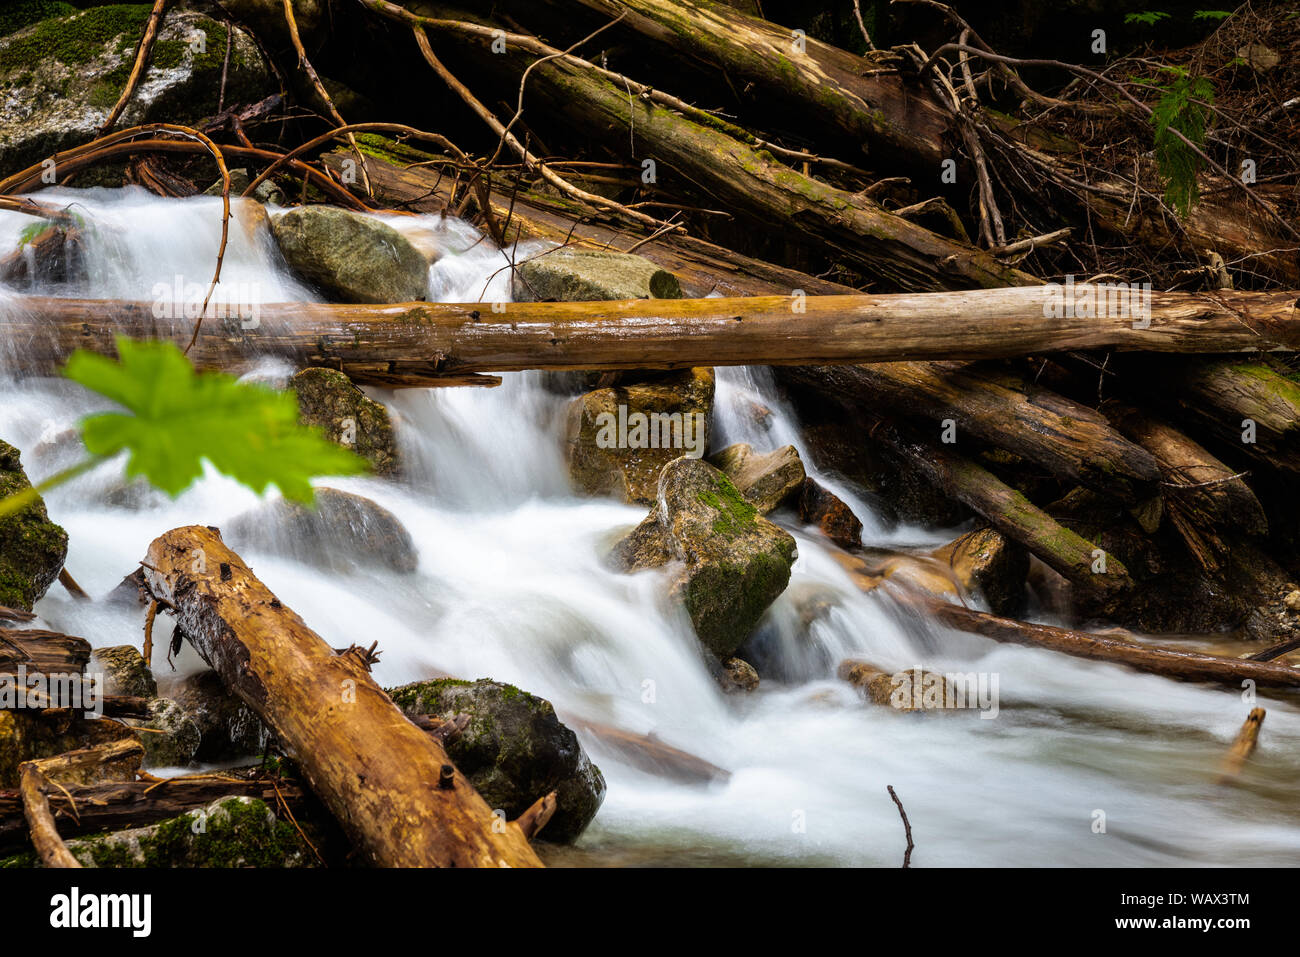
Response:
886,784,914,868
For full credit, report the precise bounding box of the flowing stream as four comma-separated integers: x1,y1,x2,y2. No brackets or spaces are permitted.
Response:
2,186,1299,866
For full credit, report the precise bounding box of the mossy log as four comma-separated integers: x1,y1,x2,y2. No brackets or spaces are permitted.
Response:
4,288,1299,385
140,525,543,868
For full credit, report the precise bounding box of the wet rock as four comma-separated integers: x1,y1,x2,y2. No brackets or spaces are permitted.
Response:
291,368,398,476
133,698,202,768
567,368,714,505
0,8,270,177
203,168,284,206
837,660,953,713
63,796,315,868
270,206,428,303
611,457,797,657
0,440,67,611
512,248,682,302
172,669,267,762
388,678,605,844
225,487,417,574
90,645,156,699
797,478,863,549
718,656,759,693
709,443,805,514
931,528,1028,616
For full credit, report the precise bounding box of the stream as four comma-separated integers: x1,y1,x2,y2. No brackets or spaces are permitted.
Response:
2,186,1298,867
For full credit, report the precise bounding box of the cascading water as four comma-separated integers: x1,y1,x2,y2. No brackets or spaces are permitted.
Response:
3,186,1299,866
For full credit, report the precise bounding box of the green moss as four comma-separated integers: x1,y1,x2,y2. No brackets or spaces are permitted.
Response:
0,1,75,38
0,441,68,610
697,475,758,537
0,4,152,75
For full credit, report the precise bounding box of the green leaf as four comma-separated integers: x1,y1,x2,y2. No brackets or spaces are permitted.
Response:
64,337,367,502
1125,11,1170,25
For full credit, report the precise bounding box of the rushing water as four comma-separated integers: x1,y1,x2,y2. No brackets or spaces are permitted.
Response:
2,186,1299,867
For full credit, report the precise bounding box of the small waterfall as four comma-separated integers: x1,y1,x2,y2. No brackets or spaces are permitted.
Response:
3,188,1300,865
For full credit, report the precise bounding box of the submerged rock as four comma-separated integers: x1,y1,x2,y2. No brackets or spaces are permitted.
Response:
62,796,314,868
931,528,1028,616
225,487,417,574
388,678,605,844
611,457,797,657
709,443,806,514
0,440,67,611
90,645,156,699
270,206,428,303
838,660,953,713
567,368,714,505
718,656,760,693
513,248,682,302
291,367,399,476
0,7,270,177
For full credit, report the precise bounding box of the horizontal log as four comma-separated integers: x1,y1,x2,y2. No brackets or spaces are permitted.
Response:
2,289,1297,385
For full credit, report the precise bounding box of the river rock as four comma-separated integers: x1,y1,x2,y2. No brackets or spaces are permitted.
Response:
567,368,714,505
709,443,806,514
0,7,270,178
0,440,67,611
270,206,429,303
90,645,156,699
838,660,953,713
171,669,267,762
611,457,797,657
291,368,398,475
224,487,417,574
387,678,605,844
62,796,315,868
512,248,682,302
718,656,759,693
133,697,202,768
931,528,1028,616
797,478,863,549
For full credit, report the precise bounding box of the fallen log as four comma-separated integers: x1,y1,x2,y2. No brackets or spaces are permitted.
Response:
0,628,91,679
903,588,1300,690
1218,708,1265,784
780,362,1162,504
2,288,1297,385
140,525,542,867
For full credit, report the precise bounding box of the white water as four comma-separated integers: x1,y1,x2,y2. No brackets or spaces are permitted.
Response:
3,186,1300,866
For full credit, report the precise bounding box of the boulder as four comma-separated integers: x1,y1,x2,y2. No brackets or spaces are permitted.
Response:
567,368,714,505
388,678,605,844
62,796,315,868
797,478,863,549
709,443,806,514
89,645,156,699
0,7,270,177
270,206,428,303
512,248,682,302
0,440,67,611
172,669,267,762
224,487,417,574
931,527,1028,616
611,457,797,657
291,368,398,476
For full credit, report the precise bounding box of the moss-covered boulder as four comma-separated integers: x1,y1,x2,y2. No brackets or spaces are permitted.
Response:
90,645,156,699
291,367,398,476
62,796,315,867
709,443,806,514
388,678,605,844
512,248,681,302
0,6,270,177
611,457,797,657
931,527,1028,616
567,368,714,505
225,487,417,574
0,441,67,611
270,206,429,303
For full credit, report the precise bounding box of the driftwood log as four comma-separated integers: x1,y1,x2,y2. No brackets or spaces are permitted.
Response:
141,525,543,867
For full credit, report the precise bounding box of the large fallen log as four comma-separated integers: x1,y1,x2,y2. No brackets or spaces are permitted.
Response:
3,288,1297,385
902,588,1300,691
140,526,542,868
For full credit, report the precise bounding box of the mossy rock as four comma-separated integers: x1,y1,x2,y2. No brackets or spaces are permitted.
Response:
388,678,605,844
512,248,682,302
0,7,271,178
0,440,67,611
0,710,140,787
708,443,806,515
132,697,201,769
64,796,314,867
291,368,398,476
90,644,156,699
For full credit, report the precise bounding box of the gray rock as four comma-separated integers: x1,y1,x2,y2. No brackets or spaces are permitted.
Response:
133,698,201,769
611,457,797,657
224,487,417,574
291,368,398,476
512,248,681,302
388,678,605,844
270,206,428,303
172,669,267,762
0,8,270,177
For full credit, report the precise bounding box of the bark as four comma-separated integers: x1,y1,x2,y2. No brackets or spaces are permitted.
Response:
4,288,1298,385
140,525,543,868
1218,707,1265,784
0,629,91,679
782,361,1162,504
904,590,1300,690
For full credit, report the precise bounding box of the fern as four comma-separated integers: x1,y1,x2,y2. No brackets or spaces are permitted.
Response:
1148,68,1215,219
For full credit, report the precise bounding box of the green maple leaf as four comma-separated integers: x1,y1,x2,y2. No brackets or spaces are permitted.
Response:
64,337,368,502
